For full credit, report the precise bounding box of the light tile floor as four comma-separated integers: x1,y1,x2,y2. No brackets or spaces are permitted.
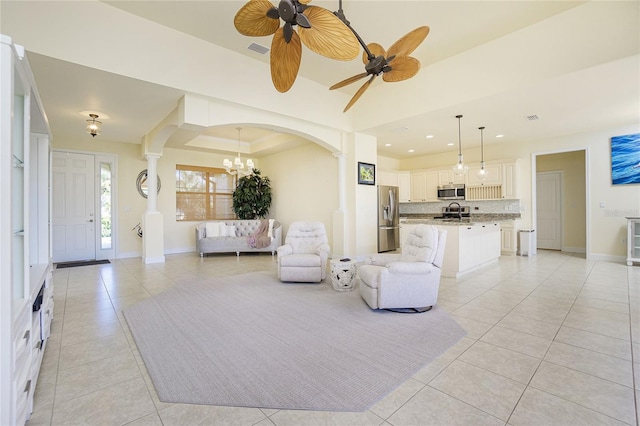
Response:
28,250,639,426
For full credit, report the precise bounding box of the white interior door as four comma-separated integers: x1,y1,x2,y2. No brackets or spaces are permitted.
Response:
52,152,96,262
536,171,562,250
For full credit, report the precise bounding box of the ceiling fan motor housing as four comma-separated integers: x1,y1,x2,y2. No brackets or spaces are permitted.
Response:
365,56,387,75
278,0,307,23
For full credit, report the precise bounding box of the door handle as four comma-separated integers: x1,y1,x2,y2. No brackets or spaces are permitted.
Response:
87,219,94,222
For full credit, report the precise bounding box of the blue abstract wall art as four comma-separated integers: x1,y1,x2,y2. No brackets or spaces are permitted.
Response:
611,133,640,185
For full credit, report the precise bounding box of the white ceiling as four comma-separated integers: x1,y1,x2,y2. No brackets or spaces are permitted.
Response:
3,1,639,160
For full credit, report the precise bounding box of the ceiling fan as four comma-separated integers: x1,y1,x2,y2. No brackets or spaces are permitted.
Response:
331,1,430,112
234,0,360,93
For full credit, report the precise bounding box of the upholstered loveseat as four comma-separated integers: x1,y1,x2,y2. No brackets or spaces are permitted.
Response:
195,219,281,257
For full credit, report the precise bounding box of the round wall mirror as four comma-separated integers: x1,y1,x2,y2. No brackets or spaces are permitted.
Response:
136,169,161,198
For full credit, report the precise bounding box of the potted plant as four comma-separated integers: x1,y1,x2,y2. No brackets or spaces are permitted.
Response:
232,168,273,220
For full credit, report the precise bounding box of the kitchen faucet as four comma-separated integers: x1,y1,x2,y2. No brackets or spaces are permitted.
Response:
447,202,462,219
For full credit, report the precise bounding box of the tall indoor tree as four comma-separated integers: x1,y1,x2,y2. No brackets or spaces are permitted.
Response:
232,168,273,220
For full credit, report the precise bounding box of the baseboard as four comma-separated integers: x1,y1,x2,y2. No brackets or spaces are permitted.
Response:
164,247,194,255
116,251,142,259
143,255,166,264
587,253,627,263
562,246,586,254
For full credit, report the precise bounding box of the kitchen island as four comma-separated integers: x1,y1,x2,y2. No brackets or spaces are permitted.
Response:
400,214,519,278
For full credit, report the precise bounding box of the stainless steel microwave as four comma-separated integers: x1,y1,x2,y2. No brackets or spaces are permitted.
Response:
437,184,465,200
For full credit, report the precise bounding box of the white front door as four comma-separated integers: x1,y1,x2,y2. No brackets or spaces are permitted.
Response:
52,152,96,262
536,171,562,250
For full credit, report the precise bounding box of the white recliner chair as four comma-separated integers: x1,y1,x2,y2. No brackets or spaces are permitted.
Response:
277,221,330,283
357,225,447,312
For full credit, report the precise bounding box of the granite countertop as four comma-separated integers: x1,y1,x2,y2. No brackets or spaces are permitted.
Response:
400,213,521,226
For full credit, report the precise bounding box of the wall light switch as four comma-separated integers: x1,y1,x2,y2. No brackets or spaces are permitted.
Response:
599,202,605,208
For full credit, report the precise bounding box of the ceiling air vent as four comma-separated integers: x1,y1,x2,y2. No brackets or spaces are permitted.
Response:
248,43,269,55
525,114,540,121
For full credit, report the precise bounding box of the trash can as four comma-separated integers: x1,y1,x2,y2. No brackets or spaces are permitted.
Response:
518,229,536,256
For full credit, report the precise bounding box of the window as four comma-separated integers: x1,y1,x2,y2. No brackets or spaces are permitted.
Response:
99,162,112,249
176,165,236,221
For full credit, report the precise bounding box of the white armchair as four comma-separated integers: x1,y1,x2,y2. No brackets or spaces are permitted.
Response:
277,221,330,283
357,225,447,312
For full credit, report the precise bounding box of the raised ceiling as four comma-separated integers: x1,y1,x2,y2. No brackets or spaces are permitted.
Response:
1,1,638,160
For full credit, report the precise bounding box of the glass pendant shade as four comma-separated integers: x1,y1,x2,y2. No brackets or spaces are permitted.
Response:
86,113,102,137
476,162,488,180
452,115,467,176
453,154,468,176
476,126,488,181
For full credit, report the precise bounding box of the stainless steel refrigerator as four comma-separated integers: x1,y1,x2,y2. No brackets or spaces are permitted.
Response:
377,185,400,252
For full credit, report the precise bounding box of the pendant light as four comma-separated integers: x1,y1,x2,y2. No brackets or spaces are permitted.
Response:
476,126,488,181
452,114,468,176
86,113,102,137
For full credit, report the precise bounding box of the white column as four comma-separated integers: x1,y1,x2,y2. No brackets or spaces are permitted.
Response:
145,154,159,212
142,153,164,263
333,152,346,212
332,152,347,259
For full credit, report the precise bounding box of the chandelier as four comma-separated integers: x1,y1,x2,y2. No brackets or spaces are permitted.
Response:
223,127,254,176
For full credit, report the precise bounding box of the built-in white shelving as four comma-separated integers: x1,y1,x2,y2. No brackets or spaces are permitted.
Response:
627,217,640,266
1,34,53,426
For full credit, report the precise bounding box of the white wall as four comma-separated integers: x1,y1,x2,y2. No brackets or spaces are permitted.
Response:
259,143,338,248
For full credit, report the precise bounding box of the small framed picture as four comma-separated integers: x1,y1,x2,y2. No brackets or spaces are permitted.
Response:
357,162,375,185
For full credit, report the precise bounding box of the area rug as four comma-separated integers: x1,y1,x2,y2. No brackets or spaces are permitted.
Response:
123,272,466,412
55,259,110,268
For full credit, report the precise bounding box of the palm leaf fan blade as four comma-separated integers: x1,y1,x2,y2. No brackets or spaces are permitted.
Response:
382,56,420,83
270,29,302,92
234,0,280,37
343,75,375,112
363,42,386,64
330,72,368,90
387,26,430,58
297,6,359,60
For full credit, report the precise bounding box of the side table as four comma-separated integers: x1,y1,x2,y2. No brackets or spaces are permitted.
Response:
330,258,357,291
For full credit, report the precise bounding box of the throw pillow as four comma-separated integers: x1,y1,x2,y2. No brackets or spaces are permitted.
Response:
226,225,237,237
219,222,227,237
205,222,221,237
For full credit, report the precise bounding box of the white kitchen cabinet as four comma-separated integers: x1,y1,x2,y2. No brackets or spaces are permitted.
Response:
425,171,439,201
410,171,427,202
398,171,411,202
1,35,53,426
440,223,501,278
438,169,466,186
501,220,519,255
378,170,398,187
467,163,502,186
501,161,518,199
409,170,438,202
627,217,640,266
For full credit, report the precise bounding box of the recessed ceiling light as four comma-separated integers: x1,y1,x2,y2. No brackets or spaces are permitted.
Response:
425,135,434,139
408,149,415,153
384,143,391,147
496,134,504,138
447,142,454,146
